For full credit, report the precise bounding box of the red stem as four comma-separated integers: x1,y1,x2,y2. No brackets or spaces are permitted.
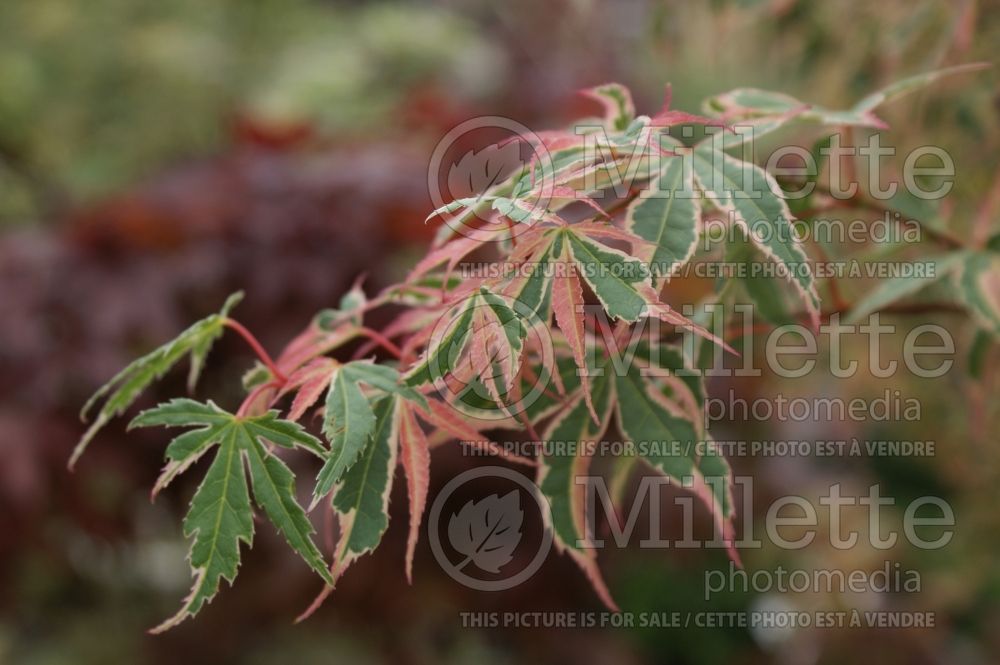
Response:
224,318,288,384
355,327,404,359
505,215,517,247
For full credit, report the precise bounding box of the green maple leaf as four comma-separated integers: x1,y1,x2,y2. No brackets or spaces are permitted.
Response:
314,361,425,504
537,365,619,611
690,144,821,329
613,358,736,560
329,396,400,576
73,291,244,469
625,145,701,279
843,251,968,324
128,398,333,632
299,394,410,622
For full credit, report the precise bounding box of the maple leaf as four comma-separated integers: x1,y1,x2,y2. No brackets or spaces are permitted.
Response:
73,292,244,469
538,366,619,611
464,287,529,416
725,227,798,326
305,391,513,620
845,252,967,325
404,287,528,414
690,143,821,330
299,395,403,620
500,232,555,323
275,291,368,375
491,196,566,226
407,233,490,284
398,401,431,583
314,361,425,506
624,148,702,280
561,227,652,321
579,82,636,132
327,395,399,574
128,398,332,632
613,347,739,565
703,64,988,131
278,357,339,421
494,224,731,420
550,236,599,423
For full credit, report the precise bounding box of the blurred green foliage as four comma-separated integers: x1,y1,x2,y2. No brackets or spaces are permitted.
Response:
0,0,498,220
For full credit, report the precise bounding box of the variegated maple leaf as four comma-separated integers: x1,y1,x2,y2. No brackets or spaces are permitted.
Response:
403,286,528,411
314,361,426,505
73,291,244,468
128,399,332,632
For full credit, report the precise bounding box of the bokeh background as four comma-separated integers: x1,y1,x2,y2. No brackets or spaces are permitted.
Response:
1,0,998,663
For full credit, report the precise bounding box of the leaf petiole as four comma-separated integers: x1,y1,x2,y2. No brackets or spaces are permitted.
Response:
223,318,288,384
